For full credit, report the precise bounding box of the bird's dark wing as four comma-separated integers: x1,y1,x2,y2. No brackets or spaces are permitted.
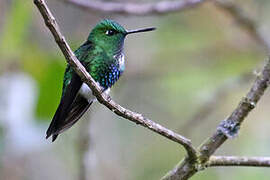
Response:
46,73,85,141
46,40,93,142
49,95,92,142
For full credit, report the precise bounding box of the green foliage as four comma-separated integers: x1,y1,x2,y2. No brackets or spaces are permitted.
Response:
35,60,65,120
0,0,31,58
22,48,65,121
0,0,65,120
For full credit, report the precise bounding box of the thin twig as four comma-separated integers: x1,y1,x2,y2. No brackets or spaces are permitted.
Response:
65,0,206,15
33,0,197,159
77,115,91,180
162,59,270,179
213,0,270,51
207,156,270,167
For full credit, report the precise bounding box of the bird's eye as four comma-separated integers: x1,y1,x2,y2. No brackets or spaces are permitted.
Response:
105,29,116,36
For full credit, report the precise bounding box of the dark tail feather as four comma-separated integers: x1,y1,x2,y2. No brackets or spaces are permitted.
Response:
52,134,58,142
46,100,64,139
46,96,92,142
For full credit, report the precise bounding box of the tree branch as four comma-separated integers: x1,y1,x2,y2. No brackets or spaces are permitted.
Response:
64,0,206,15
33,0,197,159
207,156,270,167
161,1,270,179
162,58,270,179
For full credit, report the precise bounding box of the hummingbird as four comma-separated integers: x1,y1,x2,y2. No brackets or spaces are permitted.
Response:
46,19,155,142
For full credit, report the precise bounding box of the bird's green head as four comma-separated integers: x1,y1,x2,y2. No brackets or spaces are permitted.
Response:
88,19,155,55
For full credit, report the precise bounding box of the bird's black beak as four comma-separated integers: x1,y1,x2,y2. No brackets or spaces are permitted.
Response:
126,27,156,35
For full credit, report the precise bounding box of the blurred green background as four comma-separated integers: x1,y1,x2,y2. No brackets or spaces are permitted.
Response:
1,0,270,179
